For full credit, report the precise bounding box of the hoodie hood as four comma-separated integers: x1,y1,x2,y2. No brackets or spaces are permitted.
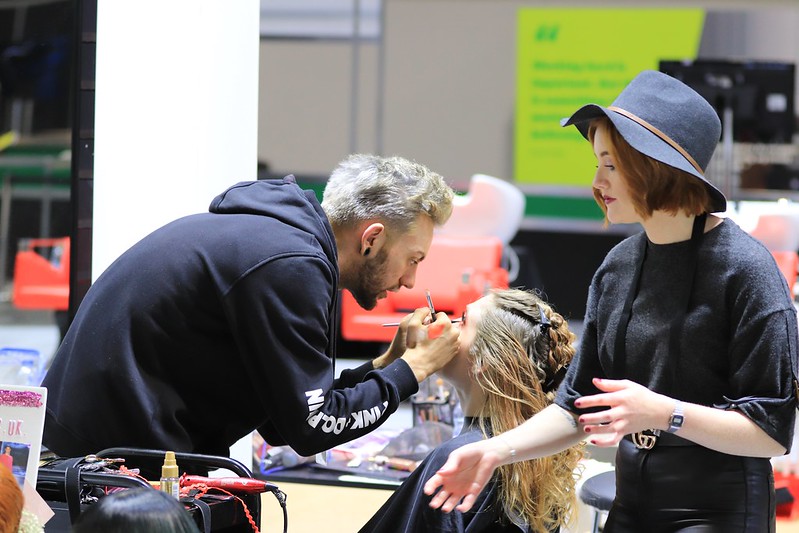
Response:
209,175,337,262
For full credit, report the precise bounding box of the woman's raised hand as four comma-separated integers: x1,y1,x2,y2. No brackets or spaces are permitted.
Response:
423,440,502,513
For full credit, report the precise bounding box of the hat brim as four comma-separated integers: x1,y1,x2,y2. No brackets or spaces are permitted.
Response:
561,104,726,213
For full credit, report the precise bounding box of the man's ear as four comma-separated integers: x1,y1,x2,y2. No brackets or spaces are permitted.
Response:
360,222,386,256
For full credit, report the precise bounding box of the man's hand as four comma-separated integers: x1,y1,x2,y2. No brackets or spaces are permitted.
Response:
400,312,459,382
372,307,430,369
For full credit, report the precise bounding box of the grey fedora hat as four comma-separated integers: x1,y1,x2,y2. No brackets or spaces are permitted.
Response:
561,69,726,213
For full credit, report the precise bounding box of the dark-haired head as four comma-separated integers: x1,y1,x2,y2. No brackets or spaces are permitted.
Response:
72,487,200,533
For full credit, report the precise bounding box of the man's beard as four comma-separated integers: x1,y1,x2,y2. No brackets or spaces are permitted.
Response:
349,247,390,310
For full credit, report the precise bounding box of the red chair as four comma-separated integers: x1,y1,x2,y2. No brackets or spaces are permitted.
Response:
12,237,70,310
772,250,798,295
340,235,509,343
775,470,799,520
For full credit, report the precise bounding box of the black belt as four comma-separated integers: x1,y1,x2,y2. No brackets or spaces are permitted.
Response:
623,430,695,449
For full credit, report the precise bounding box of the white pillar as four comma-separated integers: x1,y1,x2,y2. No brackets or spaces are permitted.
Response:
93,0,260,277
93,0,260,471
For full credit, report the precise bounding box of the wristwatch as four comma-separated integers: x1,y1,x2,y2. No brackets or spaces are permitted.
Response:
666,400,685,433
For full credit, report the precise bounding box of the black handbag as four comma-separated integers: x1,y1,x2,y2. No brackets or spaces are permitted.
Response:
36,447,274,533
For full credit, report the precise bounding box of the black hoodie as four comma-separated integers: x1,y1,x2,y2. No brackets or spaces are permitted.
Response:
42,177,418,458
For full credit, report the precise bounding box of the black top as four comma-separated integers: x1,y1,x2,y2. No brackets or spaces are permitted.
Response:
556,218,798,450
360,418,540,533
42,177,419,458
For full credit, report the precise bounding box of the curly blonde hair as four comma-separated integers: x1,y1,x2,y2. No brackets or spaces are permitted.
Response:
468,288,584,532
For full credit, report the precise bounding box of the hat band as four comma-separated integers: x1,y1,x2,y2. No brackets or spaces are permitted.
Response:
607,105,704,175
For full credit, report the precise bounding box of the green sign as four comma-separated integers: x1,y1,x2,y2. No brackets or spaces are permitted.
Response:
514,9,704,185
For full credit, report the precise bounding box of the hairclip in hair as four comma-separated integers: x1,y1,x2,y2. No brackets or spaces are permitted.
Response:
543,364,569,393
537,304,551,334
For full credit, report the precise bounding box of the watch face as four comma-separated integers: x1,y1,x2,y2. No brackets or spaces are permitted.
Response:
672,415,684,426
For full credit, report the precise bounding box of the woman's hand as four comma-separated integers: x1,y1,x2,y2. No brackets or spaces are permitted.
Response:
578,378,787,457
423,440,503,513
574,378,673,446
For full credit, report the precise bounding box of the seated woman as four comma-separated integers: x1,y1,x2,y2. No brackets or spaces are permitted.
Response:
360,288,584,532
72,487,200,533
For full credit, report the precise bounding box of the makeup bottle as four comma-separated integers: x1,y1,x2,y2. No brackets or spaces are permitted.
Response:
160,450,180,499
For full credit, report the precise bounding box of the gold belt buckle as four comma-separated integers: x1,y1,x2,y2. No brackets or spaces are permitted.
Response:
631,429,660,450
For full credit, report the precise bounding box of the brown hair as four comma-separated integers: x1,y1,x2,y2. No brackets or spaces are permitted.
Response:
468,288,583,532
588,116,712,221
0,462,23,533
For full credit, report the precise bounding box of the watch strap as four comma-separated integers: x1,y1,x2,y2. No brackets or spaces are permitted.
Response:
666,400,684,433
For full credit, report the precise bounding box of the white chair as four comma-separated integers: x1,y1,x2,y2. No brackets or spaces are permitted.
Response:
727,200,799,252
436,174,526,281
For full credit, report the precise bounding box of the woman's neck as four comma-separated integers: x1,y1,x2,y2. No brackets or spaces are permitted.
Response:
451,380,486,418
642,211,720,244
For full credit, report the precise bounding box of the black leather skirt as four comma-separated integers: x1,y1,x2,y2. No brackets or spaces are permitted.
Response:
604,437,775,532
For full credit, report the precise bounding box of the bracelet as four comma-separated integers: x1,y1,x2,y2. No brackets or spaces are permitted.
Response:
497,434,516,460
